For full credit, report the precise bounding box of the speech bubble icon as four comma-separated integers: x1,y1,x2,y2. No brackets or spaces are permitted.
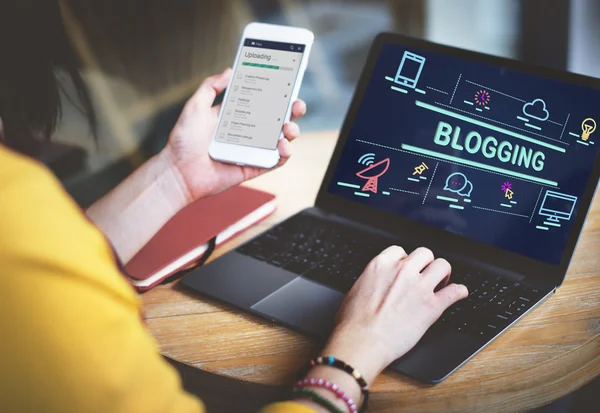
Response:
458,180,473,197
443,172,473,197
444,172,467,193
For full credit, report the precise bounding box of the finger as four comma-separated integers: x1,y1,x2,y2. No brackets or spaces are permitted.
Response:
277,138,292,161
379,245,407,259
194,68,232,110
403,247,435,273
282,121,300,142
421,258,452,291
435,283,469,313
291,99,307,120
359,245,407,285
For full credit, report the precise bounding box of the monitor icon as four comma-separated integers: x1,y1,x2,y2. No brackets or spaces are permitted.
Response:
394,51,426,89
538,190,577,223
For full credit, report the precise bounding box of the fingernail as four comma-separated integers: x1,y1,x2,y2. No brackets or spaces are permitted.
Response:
460,284,469,296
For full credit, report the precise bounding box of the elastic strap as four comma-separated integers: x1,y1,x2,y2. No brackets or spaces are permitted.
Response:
161,236,217,285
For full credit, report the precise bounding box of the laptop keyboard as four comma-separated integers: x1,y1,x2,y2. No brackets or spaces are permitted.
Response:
236,213,546,339
438,271,545,338
237,214,393,292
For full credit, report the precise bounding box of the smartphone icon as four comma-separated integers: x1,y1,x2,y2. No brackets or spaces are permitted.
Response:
394,51,426,89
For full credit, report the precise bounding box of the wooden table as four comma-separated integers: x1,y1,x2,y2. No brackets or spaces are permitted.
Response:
142,131,600,412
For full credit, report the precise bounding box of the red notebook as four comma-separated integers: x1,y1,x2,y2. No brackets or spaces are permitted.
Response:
125,185,276,291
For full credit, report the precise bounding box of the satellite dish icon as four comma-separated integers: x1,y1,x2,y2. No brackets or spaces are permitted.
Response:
356,158,390,193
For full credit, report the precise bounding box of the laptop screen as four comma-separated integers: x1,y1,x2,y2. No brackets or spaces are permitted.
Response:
328,42,600,265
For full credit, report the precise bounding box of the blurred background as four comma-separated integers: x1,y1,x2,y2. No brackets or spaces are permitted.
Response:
50,0,600,207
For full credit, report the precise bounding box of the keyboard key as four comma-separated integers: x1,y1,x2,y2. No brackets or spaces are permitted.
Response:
283,259,317,275
476,323,500,338
251,253,268,261
266,257,285,267
495,313,511,325
456,320,474,333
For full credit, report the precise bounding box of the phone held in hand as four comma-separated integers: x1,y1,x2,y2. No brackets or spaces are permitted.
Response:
209,22,314,169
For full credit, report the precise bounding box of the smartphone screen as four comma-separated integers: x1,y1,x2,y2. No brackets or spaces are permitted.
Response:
215,38,306,150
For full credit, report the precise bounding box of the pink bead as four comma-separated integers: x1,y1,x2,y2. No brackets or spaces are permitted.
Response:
299,377,357,413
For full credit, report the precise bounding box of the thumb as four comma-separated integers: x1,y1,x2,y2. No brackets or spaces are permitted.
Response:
194,68,232,109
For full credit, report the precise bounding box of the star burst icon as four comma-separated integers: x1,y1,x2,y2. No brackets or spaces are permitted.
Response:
501,181,512,193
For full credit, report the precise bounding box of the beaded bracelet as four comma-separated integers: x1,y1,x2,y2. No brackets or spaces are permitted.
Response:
298,356,369,413
295,377,358,413
292,387,345,413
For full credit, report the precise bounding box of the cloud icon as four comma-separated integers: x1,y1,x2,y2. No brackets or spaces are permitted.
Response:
522,98,549,122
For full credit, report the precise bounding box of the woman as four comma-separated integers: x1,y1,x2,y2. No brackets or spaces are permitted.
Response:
0,2,468,412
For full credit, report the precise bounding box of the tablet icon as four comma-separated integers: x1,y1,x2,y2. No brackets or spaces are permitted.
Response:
394,51,426,89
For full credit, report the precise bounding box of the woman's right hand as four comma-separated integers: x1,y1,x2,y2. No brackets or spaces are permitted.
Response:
321,245,469,385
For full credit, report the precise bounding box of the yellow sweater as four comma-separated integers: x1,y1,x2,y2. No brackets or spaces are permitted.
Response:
0,146,313,413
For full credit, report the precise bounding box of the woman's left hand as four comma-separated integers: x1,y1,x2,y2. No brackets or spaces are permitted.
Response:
163,68,307,202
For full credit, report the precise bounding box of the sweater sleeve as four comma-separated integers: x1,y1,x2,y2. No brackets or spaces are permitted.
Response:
0,149,203,413
259,401,318,413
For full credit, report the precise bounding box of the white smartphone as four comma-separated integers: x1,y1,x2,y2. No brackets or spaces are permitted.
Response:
209,23,314,169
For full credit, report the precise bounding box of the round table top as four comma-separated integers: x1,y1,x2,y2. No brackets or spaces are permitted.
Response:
142,131,600,412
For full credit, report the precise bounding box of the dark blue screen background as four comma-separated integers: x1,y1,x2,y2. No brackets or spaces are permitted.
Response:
328,43,600,265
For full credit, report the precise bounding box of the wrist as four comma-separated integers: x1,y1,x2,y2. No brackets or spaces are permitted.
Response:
159,145,195,207
321,324,390,386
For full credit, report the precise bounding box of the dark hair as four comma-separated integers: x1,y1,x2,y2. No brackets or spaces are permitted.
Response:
0,1,96,155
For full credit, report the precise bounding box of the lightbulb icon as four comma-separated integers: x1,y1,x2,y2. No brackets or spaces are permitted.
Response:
581,118,596,141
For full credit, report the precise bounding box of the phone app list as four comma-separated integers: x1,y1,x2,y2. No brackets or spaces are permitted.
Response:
216,45,304,149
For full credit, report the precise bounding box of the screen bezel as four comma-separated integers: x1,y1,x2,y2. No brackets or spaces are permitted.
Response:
315,33,600,286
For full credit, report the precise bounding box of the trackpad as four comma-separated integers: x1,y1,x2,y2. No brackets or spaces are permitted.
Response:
251,277,345,339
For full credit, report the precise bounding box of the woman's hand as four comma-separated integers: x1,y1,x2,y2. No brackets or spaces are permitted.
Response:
294,246,468,412
163,68,307,202
321,246,468,384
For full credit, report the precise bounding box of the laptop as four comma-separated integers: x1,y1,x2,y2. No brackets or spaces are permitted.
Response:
182,33,600,383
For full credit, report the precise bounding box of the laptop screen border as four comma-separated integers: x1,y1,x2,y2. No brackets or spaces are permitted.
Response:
315,33,600,286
